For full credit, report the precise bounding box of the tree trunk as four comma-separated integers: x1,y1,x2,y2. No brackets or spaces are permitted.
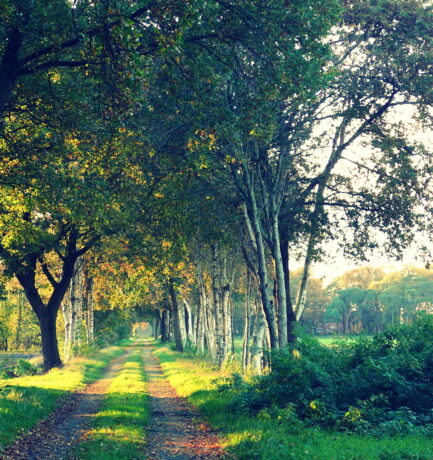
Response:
281,240,297,343
62,292,72,359
271,210,287,347
15,291,24,349
168,279,184,352
69,264,78,354
250,306,266,372
84,275,94,343
244,181,279,349
39,308,62,369
161,309,169,341
195,294,205,353
242,277,251,371
182,297,195,344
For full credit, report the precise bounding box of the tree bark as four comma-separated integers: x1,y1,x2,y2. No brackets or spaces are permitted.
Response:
271,210,287,347
281,240,297,343
161,309,169,341
250,305,266,372
39,308,62,369
168,279,184,352
15,291,24,349
242,275,251,371
244,184,279,349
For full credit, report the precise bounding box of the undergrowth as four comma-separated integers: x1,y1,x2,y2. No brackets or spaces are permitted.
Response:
228,317,433,437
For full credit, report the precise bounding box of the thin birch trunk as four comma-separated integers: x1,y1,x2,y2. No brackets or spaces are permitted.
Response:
281,240,297,343
62,293,72,360
244,179,279,349
182,297,195,344
195,295,205,353
242,276,251,372
15,291,24,349
250,305,266,372
86,277,94,343
271,211,288,347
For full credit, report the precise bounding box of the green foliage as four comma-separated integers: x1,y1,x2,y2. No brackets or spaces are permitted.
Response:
14,359,38,377
95,309,134,348
228,318,433,435
154,340,433,460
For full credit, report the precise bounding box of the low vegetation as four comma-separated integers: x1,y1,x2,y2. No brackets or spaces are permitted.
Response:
74,344,148,459
0,344,125,450
154,319,433,459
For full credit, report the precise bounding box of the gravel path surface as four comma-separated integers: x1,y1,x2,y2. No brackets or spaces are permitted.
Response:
144,344,226,460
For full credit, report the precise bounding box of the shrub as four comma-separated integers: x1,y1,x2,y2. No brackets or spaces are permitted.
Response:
227,317,433,435
14,359,38,377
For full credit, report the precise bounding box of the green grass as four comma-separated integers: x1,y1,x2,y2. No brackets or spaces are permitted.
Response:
0,344,125,451
153,341,433,460
73,344,148,460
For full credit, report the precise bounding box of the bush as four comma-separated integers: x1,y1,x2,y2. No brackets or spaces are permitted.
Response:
227,317,433,435
14,359,38,377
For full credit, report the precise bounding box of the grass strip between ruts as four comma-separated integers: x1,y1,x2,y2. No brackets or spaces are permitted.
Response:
153,341,433,460
73,343,148,460
0,344,127,451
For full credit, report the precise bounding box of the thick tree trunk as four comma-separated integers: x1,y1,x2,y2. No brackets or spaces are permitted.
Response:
168,279,184,352
161,309,169,341
39,309,62,369
14,230,83,370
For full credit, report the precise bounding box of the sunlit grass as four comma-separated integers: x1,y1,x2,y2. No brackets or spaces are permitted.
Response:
73,345,148,459
154,341,433,460
0,345,125,451
316,335,369,347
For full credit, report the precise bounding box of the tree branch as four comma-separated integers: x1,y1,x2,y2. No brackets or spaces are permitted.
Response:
17,60,88,77
38,257,59,288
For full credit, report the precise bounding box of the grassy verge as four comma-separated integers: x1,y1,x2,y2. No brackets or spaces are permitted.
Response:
0,344,126,451
73,344,148,460
153,342,433,460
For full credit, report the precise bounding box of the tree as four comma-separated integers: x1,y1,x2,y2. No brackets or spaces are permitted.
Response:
0,0,191,119
325,287,367,334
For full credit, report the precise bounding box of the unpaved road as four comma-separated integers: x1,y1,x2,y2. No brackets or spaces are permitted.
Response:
1,343,227,460
144,344,226,460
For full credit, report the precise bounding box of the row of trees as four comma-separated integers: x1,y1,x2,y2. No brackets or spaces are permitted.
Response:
0,0,432,369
